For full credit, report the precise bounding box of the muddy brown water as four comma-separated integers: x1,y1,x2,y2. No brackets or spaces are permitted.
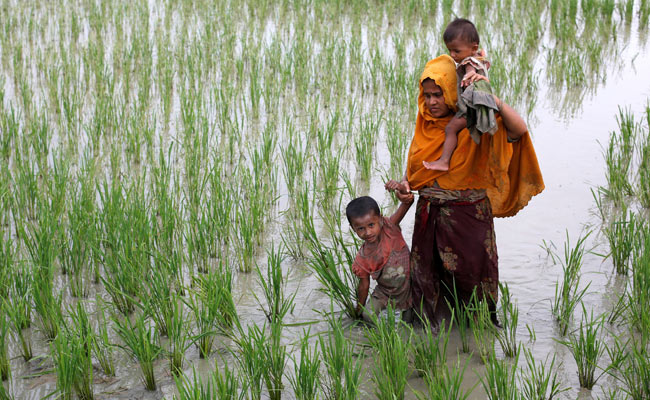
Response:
4,7,650,400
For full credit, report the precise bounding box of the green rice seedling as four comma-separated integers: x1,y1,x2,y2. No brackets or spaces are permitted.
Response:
416,355,474,400
602,128,633,205
413,317,451,378
214,362,243,400
143,263,174,336
0,380,12,400
0,314,9,381
354,127,375,181
365,304,411,400
66,304,94,400
281,124,308,197
233,324,265,400
234,201,257,273
481,350,523,400
9,264,31,329
385,117,409,179
497,282,519,358
550,231,591,336
166,295,191,377
603,208,637,275
519,347,567,400
31,269,62,340
315,150,342,205
319,313,363,400
51,329,76,400
608,335,650,400
91,298,115,376
304,231,360,319
254,244,296,324
289,330,320,400
4,299,31,362
468,293,496,363
186,267,237,358
558,306,606,389
174,367,217,400
261,322,287,400
444,280,472,353
637,116,650,208
112,312,162,391
628,231,650,333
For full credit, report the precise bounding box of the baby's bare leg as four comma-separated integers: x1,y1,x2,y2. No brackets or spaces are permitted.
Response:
423,116,467,171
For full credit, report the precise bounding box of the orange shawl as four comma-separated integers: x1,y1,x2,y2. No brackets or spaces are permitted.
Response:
406,55,544,217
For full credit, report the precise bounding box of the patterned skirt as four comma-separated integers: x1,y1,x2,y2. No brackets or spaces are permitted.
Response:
410,186,498,325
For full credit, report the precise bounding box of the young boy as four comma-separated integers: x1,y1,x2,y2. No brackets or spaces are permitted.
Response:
423,18,498,172
347,183,414,322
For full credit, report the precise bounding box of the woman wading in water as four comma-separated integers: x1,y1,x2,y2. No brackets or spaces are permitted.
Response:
393,55,545,325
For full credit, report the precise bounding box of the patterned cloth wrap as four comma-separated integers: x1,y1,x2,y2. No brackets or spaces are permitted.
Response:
410,185,499,324
456,54,499,145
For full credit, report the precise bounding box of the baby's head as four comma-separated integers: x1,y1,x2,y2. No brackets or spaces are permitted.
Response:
443,18,480,64
346,196,382,244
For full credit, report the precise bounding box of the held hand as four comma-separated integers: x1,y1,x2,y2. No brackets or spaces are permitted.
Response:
395,190,414,204
461,70,490,88
385,179,409,194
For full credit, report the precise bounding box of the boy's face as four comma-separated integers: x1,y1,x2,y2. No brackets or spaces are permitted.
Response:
445,38,479,64
350,211,382,244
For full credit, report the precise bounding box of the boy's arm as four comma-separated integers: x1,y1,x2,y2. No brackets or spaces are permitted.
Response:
388,195,414,226
355,277,370,316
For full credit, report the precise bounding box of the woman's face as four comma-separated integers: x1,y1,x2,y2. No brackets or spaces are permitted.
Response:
422,79,452,118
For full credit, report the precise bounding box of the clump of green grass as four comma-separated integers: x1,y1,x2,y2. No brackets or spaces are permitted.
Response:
519,347,567,400
112,312,162,391
365,304,412,400
481,351,522,400
319,314,363,400
254,244,296,324
497,282,519,358
444,280,472,353
468,292,496,363
550,231,591,336
91,298,115,376
0,314,9,381
416,354,474,400
558,306,606,389
289,330,321,400
603,208,638,275
413,317,450,378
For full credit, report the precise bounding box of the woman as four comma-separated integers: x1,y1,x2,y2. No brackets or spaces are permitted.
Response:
398,55,544,324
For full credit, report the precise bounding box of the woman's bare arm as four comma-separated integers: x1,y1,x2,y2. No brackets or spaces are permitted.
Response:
493,95,527,141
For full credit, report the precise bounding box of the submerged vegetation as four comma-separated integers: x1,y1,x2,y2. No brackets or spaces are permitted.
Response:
0,0,647,397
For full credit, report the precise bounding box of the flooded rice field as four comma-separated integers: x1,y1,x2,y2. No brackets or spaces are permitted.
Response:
1,0,649,399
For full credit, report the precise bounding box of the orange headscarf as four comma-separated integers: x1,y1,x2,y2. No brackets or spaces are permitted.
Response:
406,55,544,217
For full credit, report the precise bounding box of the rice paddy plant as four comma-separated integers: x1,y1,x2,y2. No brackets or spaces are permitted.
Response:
602,126,633,206
254,244,296,324
261,322,287,400
628,230,650,332
558,306,606,389
412,317,451,378
519,348,566,400
607,334,650,400
354,119,377,181
365,304,412,400
603,208,638,275
186,267,237,358
234,324,265,400
51,320,94,400
444,280,472,353
638,113,650,208
304,229,360,319
550,231,591,336
143,264,174,336
318,314,363,400
214,363,243,400
481,351,523,400
9,264,31,330
289,330,320,400
166,295,191,377
112,312,162,391
468,293,496,363
174,368,218,400
91,299,115,376
416,355,474,400
0,315,8,381
31,269,62,341
497,282,520,358
315,150,342,205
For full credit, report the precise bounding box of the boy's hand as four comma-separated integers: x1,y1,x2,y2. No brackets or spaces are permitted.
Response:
395,190,414,204
385,179,409,194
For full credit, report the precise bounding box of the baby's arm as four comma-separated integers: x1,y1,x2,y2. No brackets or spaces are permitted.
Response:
355,276,370,316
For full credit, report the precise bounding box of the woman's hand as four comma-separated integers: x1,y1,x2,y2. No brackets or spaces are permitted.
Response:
493,95,527,141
